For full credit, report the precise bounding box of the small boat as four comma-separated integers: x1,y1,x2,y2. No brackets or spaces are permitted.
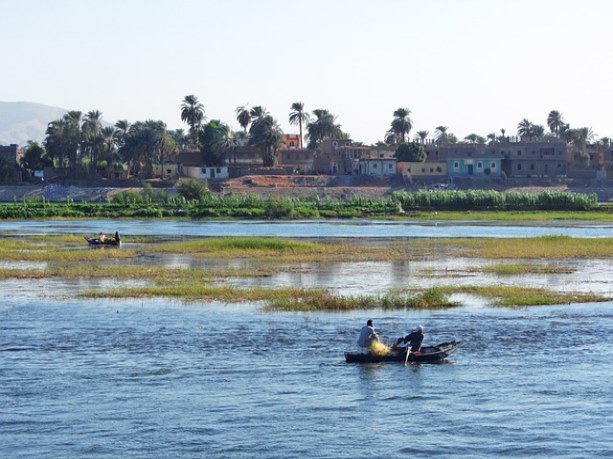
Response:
85,231,121,246
345,341,461,364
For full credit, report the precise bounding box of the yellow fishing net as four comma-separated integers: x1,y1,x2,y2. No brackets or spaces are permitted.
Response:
369,341,392,356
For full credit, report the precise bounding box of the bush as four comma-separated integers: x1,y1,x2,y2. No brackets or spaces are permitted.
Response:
177,179,210,201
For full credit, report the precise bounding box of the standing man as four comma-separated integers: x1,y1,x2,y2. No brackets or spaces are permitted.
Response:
357,319,380,352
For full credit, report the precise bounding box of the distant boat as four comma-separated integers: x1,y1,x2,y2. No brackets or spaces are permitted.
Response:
85,231,121,246
344,340,461,364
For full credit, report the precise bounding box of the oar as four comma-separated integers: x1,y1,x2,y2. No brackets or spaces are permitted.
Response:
404,346,411,366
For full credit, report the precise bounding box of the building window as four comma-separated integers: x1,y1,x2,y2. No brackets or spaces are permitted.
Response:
491,162,496,169
477,161,483,169
517,150,522,155
517,164,522,170
454,161,459,169
530,164,535,170
216,168,221,173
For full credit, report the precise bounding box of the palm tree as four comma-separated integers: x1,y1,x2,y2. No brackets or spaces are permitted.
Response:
289,102,310,149
235,105,251,133
250,106,268,120
249,115,285,166
517,119,534,140
180,94,205,145
547,110,565,135
389,108,412,143
82,110,104,175
434,126,449,144
306,109,341,149
416,130,429,144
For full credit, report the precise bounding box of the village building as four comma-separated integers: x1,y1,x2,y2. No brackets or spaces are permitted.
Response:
0,144,21,165
398,161,448,182
277,148,316,174
425,140,567,179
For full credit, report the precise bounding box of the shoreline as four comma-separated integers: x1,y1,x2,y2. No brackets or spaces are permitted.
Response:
0,179,611,203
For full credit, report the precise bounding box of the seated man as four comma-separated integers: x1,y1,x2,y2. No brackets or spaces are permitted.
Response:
396,325,424,352
357,319,379,353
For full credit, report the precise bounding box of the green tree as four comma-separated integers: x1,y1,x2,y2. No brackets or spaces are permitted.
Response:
82,110,104,176
395,142,426,162
306,109,341,149
180,94,205,145
120,120,169,179
464,133,486,144
416,130,429,144
434,125,449,144
388,108,412,144
235,105,251,133
289,101,310,149
21,141,51,171
199,120,232,166
547,110,565,135
249,115,285,166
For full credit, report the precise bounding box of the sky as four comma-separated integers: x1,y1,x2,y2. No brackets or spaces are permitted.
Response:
2,0,612,144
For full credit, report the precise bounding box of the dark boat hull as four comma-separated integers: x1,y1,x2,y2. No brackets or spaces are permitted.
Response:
85,238,121,246
345,341,460,364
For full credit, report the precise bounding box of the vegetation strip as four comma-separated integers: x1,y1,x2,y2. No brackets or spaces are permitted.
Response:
1,188,608,220
440,285,610,307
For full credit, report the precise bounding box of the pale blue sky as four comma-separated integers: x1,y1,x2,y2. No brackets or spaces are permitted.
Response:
2,0,611,144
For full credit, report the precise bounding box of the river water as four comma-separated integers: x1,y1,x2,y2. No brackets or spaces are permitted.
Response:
1,220,613,458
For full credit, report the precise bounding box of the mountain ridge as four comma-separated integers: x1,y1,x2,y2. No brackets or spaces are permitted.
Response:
0,101,68,146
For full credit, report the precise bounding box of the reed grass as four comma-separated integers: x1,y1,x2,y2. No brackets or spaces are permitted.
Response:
411,236,613,259
479,263,576,275
440,285,610,307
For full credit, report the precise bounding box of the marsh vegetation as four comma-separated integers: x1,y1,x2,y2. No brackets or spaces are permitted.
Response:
0,233,610,310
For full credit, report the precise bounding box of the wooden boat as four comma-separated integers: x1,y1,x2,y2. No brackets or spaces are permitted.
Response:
344,341,460,364
85,232,121,246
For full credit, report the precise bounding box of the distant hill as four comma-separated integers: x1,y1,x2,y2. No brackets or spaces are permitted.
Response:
0,101,68,147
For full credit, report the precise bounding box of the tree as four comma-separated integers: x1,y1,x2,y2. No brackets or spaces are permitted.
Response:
517,119,534,140
395,142,426,162
434,125,449,144
249,115,285,166
250,106,268,121
199,120,232,166
120,120,169,179
547,110,565,135
306,109,341,149
416,130,429,144
464,133,486,144
82,110,104,176
180,94,205,145
289,102,310,149
21,141,51,171
235,105,251,133
388,108,412,144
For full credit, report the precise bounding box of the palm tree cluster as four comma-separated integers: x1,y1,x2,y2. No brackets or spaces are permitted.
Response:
37,97,609,181
43,111,179,180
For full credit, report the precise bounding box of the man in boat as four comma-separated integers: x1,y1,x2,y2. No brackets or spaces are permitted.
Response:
357,319,380,353
98,232,106,242
395,325,424,352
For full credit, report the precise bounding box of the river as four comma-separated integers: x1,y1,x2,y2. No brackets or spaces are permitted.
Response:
1,220,612,458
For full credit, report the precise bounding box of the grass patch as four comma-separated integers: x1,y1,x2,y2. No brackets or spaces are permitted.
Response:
403,210,613,222
412,236,613,259
478,263,576,275
266,287,459,312
440,285,610,307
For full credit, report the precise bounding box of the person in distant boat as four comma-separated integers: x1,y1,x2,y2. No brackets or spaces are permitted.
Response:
98,232,106,242
396,325,424,352
357,319,380,352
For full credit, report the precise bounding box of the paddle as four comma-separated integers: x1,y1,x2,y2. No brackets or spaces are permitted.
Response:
404,346,411,366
